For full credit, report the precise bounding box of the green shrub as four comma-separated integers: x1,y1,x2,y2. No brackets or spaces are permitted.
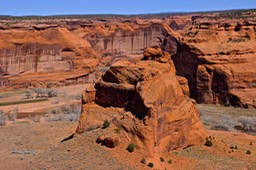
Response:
246,150,251,154
141,157,146,164
167,159,172,164
102,120,110,129
160,157,165,162
114,128,121,134
205,140,213,147
126,143,135,153
148,162,154,168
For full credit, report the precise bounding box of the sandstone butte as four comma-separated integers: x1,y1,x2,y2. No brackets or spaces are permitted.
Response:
76,47,206,157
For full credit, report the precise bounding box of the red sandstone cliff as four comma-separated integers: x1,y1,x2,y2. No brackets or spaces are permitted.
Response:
76,48,206,156
173,20,256,108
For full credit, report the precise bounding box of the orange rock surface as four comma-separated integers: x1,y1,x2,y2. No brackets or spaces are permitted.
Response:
173,20,256,108
77,49,206,156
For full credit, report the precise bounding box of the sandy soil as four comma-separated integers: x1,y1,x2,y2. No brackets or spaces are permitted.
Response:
0,120,255,170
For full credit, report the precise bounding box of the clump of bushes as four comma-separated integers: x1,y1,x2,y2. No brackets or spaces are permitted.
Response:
160,157,165,162
102,120,110,129
126,143,135,153
235,116,256,133
44,104,81,122
167,159,172,164
147,162,154,168
230,145,238,150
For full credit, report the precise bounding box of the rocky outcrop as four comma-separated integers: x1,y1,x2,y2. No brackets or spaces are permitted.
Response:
172,21,256,108
77,49,206,156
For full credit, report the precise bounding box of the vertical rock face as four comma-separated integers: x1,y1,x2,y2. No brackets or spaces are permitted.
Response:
86,23,178,58
173,21,256,108
77,48,206,156
0,43,73,75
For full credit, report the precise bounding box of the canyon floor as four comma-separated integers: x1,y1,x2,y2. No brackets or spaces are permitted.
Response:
0,119,255,170
0,85,255,170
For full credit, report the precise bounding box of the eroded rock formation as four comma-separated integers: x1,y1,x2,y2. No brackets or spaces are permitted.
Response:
173,20,256,108
77,48,206,156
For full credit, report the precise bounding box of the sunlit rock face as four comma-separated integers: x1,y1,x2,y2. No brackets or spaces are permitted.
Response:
77,49,206,157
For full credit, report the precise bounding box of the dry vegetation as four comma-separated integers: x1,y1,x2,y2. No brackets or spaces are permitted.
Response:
0,91,255,169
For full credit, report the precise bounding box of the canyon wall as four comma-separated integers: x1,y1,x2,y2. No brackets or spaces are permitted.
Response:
1,14,256,108
173,21,256,108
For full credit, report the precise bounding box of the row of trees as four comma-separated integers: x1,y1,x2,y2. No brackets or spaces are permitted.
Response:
23,88,58,99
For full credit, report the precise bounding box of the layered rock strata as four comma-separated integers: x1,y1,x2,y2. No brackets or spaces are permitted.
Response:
77,49,206,156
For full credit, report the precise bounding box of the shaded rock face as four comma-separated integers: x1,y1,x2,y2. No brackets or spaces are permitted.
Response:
77,49,206,156
0,43,74,75
172,21,256,108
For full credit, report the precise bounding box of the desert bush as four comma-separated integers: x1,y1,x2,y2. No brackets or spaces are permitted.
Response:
246,150,251,154
205,140,213,147
160,157,165,162
22,91,33,99
8,107,18,124
230,144,238,150
168,159,172,164
114,128,121,134
33,115,41,122
32,88,58,98
127,143,135,153
245,150,252,155
51,99,59,104
102,120,110,129
47,89,58,98
46,104,81,122
8,113,17,123
235,116,256,133
0,110,7,126
141,157,146,164
147,162,154,168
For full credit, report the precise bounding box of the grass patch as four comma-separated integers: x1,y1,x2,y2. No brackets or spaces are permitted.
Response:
0,98,48,106
0,90,27,98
